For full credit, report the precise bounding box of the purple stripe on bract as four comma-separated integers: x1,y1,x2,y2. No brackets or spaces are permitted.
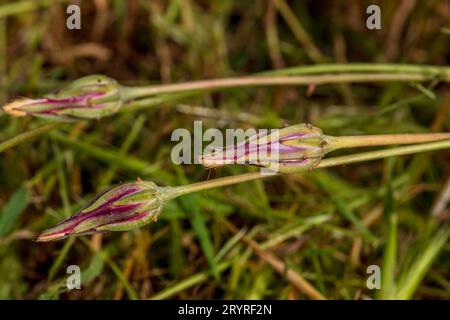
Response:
26,92,106,115
43,203,140,237
29,92,103,106
99,210,152,227
204,140,305,163
45,186,142,231
84,203,140,219
276,143,305,153
78,186,140,215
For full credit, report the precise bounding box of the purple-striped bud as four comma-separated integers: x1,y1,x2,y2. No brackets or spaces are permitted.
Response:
4,75,122,121
200,123,328,173
36,181,172,242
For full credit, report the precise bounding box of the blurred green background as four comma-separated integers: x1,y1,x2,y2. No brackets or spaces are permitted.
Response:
0,0,449,299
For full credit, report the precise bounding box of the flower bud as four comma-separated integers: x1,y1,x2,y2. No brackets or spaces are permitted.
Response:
36,181,174,241
200,123,328,173
4,75,123,121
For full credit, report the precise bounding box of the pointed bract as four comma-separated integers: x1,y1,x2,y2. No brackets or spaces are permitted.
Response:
36,181,172,241
200,123,328,173
3,75,123,121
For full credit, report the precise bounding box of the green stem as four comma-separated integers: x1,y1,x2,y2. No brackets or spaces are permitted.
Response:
122,72,447,100
319,139,450,168
327,133,450,152
260,63,450,77
172,139,450,196
120,91,203,113
0,123,62,154
173,171,263,196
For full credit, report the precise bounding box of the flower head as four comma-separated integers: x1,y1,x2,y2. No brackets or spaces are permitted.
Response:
4,75,123,121
36,181,173,242
200,123,328,173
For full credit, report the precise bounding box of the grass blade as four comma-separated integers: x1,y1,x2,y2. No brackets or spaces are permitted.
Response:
0,186,28,237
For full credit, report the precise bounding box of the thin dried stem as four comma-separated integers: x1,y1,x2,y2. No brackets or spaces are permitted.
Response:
222,218,326,300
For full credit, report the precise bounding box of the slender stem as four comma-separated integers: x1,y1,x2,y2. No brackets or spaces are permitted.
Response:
0,123,62,154
318,139,450,168
122,73,445,100
260,63,450,77
172,139,450,196
173,172,263,196
328,133,450,151
123,64,450,100
120,91,203,113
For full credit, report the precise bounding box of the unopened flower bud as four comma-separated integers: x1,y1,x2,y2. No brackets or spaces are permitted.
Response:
4,75,123,121
200,123,328,173
36,181,175,241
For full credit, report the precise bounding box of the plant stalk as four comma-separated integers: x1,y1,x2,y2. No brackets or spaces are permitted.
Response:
0,123,62,154
122,73,447,101
173,139,450,196
327,133,450,152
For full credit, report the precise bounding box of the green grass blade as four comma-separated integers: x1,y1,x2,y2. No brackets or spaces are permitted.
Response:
396,225,450,299
0,186,28,237
379,157,397,299
179,194,219,279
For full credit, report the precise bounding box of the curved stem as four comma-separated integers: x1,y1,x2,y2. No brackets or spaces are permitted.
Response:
122,72,445,100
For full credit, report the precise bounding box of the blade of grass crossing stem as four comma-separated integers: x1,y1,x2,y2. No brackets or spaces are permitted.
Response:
179,194,219,280
379,157,397,299
396,225,450,299
0,187,28,237
410,82,437,100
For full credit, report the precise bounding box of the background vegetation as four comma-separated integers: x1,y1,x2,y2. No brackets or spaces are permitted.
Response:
0,0,449,299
